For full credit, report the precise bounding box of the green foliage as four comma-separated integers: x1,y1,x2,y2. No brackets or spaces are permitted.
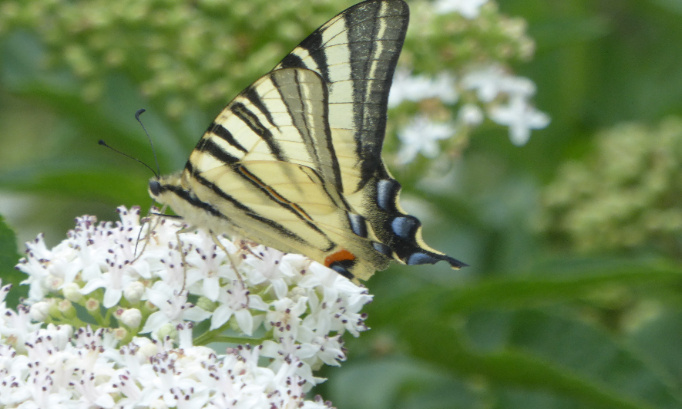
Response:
1,0,681,408
0,0,363,118
324,259,682,409
539,118,682,257
403,2,535,73
0,216,24,307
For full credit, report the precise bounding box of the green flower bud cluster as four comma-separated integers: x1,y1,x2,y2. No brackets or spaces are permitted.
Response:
403,1,535,74
538,117,682,257
0,0,355,117
0,0,532,119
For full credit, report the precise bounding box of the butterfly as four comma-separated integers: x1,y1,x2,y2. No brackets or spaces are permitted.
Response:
148,0,466,281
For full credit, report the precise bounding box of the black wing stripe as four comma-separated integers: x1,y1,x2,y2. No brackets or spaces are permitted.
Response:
270,69,316,155
279,53,305,69
160,184,226,221
230,102,286,161
207,122,249,153
196,137,240,166
272,69,345,196
296,31,329,80
313,72,345,194
245,86,279,131
234,164,325,235
183,171,304,242
348,3,406,185
186,152,330,244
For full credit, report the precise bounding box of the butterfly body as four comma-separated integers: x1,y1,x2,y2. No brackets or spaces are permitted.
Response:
149,0,466,281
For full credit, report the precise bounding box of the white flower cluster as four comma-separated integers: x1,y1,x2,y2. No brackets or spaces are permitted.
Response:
7,206,373,408
0,321,332,409
393,114,456,165
390,64,549,164
387,0,549,165
462,65,550,145
433,0,489,19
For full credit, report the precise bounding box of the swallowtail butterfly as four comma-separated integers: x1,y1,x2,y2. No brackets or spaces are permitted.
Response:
149,0,466,281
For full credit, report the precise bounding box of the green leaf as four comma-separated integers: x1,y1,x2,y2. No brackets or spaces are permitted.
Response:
400,315,679,409
351,257,682,409
0,215,25,308
629,310,682,388
327,358,478,409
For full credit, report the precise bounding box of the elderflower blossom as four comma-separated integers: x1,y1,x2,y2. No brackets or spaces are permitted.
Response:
6,205,373,408
387,1,548,164
396,115,456,165
389,69,458,108
433,0,489,19
389,64,549,164
462,65,550,145
0,321,333,409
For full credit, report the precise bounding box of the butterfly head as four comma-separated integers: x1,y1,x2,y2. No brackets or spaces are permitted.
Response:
148,179,162,198
148,173,186,212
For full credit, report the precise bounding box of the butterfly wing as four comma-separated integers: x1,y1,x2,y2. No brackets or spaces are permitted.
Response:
153,68,392,280
276,0,408,193
150,0,466,281
275,0,466,272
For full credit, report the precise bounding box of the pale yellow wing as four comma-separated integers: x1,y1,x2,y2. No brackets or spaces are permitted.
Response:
153,68,391,280
149,0,466,281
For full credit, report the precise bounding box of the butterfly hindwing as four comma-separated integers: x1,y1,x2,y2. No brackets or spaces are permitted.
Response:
149,0,465,281
153,67,391,279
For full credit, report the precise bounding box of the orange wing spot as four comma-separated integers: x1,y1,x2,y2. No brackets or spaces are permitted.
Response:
324,249,356,267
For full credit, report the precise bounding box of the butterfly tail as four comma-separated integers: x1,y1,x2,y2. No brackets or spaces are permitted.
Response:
366,170,467,269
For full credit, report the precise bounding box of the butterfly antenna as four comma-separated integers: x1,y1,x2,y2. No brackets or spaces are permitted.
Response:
98,139,159,178
135,109,161,177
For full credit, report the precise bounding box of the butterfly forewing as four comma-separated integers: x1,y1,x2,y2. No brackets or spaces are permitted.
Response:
277,0,465,272
276,0,409,193
150,0,466,282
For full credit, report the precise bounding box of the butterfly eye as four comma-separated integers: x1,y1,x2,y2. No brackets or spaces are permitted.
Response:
149,180,162,197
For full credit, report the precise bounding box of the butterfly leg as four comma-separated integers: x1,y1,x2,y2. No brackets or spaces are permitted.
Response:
132,216,153,264
174,228,191,294
131,206,165,264
209,232,247,292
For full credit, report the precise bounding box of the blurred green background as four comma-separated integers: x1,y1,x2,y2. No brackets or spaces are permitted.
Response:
1,0,681,408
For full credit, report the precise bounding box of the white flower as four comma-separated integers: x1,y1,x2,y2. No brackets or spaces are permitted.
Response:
183,230,239,301
210,279,266,334
141,282,211,337
119,308,142,328
388,62,547,152
434,0,488,18
389,68,458,108
79,261,136,308
490,94,551,145
462,65,511,102
242,245,293,299
9,206,371,407
0,324,334,409
0,287,40,353
17,234,54,301
459,103,484,126
123,280,145,303
462,64,550,144
397,115,455,164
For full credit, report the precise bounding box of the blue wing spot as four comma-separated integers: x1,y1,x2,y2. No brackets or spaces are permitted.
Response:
372,241,392,257
391,216,419,240
329,262,355,280
347,213,368,238
407,252,438,265
376,179,399,211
